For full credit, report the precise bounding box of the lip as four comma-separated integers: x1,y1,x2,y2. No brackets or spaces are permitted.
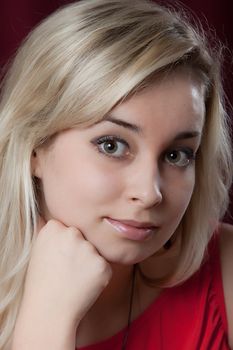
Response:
112,219,156,228
104,217,157,241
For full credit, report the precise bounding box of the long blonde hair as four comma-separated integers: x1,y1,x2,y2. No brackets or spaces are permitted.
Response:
0,0,232,348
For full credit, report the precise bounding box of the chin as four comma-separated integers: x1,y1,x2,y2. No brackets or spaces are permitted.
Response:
99,247,148,266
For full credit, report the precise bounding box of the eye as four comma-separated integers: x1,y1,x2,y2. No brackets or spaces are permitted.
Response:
165,148,195,167
92,135,130,159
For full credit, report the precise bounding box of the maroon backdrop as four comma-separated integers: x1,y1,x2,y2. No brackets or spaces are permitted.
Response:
0,0,232,223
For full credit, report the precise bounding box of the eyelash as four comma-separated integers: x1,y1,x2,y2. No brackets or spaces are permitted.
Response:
91,135,196,167
91,135,130,160
164,148,196,167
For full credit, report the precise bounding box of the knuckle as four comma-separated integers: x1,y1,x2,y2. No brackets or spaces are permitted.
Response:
95,257,111,278
82,240,96,254
47,219,59,227
65,227,85,245
66,226,80,238
45,219,62,232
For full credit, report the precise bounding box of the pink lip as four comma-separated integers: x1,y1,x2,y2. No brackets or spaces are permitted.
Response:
105,217,157,241
112,219,156,228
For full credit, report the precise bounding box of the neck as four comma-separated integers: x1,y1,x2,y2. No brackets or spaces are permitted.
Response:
97,263,134,307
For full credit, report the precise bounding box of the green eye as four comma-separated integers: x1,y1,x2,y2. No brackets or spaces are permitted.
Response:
165,149,195,167
102,140,121,154
93,135,130,159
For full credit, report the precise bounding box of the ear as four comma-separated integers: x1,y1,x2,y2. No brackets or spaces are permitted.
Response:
31,149,43,178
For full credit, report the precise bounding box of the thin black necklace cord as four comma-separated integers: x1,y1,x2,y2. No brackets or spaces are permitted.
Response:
121,264,136,350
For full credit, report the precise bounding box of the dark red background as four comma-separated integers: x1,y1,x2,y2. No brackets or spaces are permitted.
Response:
0,0,232,223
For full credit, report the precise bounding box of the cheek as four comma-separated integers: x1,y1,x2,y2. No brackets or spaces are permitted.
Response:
41,157,122,223
166,169,195,213
74,162,121,203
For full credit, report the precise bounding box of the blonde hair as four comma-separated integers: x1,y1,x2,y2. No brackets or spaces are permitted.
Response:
0,0,232,348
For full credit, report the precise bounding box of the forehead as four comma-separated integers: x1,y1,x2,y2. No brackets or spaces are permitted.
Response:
110,72,205,132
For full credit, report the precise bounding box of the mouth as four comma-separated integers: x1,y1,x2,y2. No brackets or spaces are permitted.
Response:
104,217,158,241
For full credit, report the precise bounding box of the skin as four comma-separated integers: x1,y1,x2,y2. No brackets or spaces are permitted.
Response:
34,72,204,266
14,71,211,349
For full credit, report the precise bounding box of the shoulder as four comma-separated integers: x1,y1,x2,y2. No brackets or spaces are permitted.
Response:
219,222,233,349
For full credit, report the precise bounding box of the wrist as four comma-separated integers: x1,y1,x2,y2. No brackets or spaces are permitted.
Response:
12,306,79,350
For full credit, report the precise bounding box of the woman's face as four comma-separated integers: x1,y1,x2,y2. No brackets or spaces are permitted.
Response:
33,72,205,264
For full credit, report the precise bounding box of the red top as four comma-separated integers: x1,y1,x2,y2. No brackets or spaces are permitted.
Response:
76,234,230,350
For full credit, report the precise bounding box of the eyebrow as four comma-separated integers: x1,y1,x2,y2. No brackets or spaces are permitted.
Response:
173,131,201,140
96,116,201,140
103,116,142,133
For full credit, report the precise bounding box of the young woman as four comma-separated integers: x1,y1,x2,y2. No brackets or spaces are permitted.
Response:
0,0,232,349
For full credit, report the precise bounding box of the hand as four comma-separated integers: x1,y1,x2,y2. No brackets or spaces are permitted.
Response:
13,219,112,348
26,219,112,322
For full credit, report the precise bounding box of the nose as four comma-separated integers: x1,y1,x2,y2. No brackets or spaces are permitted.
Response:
126,159,163,209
